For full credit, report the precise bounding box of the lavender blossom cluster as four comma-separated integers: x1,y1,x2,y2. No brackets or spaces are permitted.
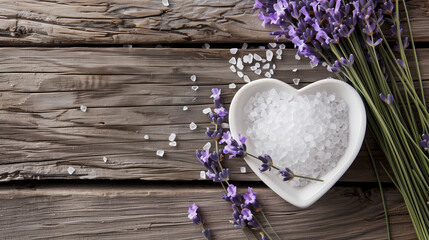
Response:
254,0,395,71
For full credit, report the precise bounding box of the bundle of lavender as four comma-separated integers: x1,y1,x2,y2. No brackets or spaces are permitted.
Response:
254,0,428,238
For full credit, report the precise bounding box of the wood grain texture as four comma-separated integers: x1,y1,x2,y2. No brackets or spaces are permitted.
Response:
0,0,427,45
0,183,416,239
0,47,428,182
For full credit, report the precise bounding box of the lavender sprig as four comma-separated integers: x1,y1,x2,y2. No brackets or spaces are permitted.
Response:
188,203,211,240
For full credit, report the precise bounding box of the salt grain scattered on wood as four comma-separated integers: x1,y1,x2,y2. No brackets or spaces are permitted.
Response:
253,53,262,61
243,55,249,64
322,62,328,67
240,166,247,173
279,44,286,49
80,105,87,112
168,133,176,141
202,43,210,49
190,122,197,130
183,106,188,111
229,83,237,89
255,62,260,68
276,55,282,60
276,49,283,56
162,0,169,6
203,142,211,151
268,42,277,48
230,65,237,73
292,68,298,72
191,86,199,91
236,58,244,70
243,75,250,83
258,46,266,49
262,59,266,63
247,54,253,64
295,54,301,60
255,69,262,75
263,63,270,69
269,69,274,75
202,107,212,114
265,72,272,78
103,157,108,163
272,64,276,69
229,57,236,65
144,135,149,140
156,150,165,157
200,171,206,179
293,78,301,85
67,166,75,175
190,75,197,82
250,65,257,71
169,141,177,147
266,50,273,62
230,48,238,54
242,43,248,49
237,71,244,78
310,61,318,68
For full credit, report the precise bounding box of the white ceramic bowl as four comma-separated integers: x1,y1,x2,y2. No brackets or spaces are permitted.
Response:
229,78,366,208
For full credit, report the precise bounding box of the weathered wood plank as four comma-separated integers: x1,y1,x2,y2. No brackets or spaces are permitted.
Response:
0,0,427,45
0,183,415,239
0,47,428,182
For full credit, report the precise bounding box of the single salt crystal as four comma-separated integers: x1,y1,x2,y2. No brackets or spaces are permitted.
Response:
230,48,238,54
240,166,247,173
292,68,298,72
169,133,176,141
237,58,244,70
190,75,197,82
262,63,270,69
229,83,237,89
243,75,250,83
269,69,274,75
203,142,211,150
258,46,266,49
202,43,210,49
103,157,108,163
190,122,197,130
156,150,165,157
322,62,328,67
253,53,262,61
276,55,282,60
276,49,282,56
272,64,276,69
242,43,248,49
279,43,286,49
67,166,75,175
250,65,257,71
191,86,199,91
237,71,244,78
310,61,318,68
80,105,87,112
162,0,169,6
266,50,274,61
255,69,262,75
144,135,149,140
268,42,277,48
183,106,188,111
243,55,249,63
293,78,300,85
200,170,206,179
202,107,212,114
262,59,266,63
265,72,272,78
247,54,253,64
255,62,260,68
169,141,177,147
327,66,333,72
230,65,237,73
222,122,229,128
295,54,301,60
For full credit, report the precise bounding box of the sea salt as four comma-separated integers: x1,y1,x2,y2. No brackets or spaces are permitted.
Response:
255,63,260,68
230,65,237,73
265,72,271,78
295,54,301,60
242,43,248,49
247,54,253,64
237,71,244,78
293,78,301,85
268,42,277,48
244,89,349,187
255,69,262,75
266,50,274,61
276,49,282,56
80,105,87,112
169,141,177,147
258,46,266,49
156,150,165,157
203,142,211,151
243,55,250,63
250,66,258,71
240,166,247,173
202,107,212,114
222,122,229,128
200,171,206,179
229,83,237,89
103,157,108,163
237,58,244,70
162,0,169,6
202,43,210,49
253,53,262,61
191,86,199,91
230,48,238,54
269,69,274,75
262,63,270,69
310,61,318,68
276,55,282,60
243,75,251,83
190,75,197,82
169,133,176,141
279,44,286,49
183,106,188,111
292,68,298,72
144,135,149,140
229,57,237,65
67,166,75,175
272,64,276,70
190,122,197,130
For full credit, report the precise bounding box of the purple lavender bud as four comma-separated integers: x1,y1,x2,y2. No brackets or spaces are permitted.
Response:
202,229,211,240
188,203,203,225
349,54,355,65
397,59,406,68
366,37,383,47
422,134,429,141
214,107,228,117
258,154,273,172
248,219,260,230
253,0,263,9
210,88,221,100
260,232,268,240
379,93,393,104
279,168,295,182
244,187,262,211
420,140,428,150
241,208,253,221
379,93,386,103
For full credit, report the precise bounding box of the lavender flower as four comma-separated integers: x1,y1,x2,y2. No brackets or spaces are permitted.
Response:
231,204,246,228
397,59,406,68
279,168,295,182
379,93,394,104
210,88,222,108
421,134,429,151
241,208,253,221
257,154,273,172
188,203,203,225
202,229,211,240
220,131,247,159
214,107,228,117
244,187,262,212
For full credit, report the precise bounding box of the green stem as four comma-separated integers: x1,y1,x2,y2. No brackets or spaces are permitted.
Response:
260,210,281,240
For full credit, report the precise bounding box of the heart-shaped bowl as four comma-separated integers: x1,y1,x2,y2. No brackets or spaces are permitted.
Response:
229,78,366,208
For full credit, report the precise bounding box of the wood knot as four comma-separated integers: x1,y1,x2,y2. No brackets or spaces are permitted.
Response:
10,26,30,37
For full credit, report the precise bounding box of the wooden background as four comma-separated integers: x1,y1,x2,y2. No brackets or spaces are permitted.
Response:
0,0,428,239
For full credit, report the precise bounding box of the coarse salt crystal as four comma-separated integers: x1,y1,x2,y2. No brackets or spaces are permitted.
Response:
262,59,266,63
190,122,197,130
190,75,197,82
250,66,257,71
202,43,210,49
322,62,328,67
156,150,165,157
268,42,277,48
237,58,244,70
272,64,276,70
202,107,212,114
266,50,274,61
242,43,248,49
255,69,262,75
80,105,87,112
269,69,274,75
169,133,176,141
279,44,286,49
310,61,318,68
240,166,247,173
253,53,262,61
292,68,298,72
237,71,244,78
144,135,149,140
229,83,237,89
191,86,199,91
276,55,282,60
293,78,301,85
222,122,229,128
247,54,253,64
200,170,206,179
255,63,260,68
265,72,272,78
230,65,237,73
263,63,270,69
243,55,249,63
203,142,211,150
276,49,282,56
67,166,75,175
243,75,250,83
230,48,238,54
229,57,237,65
169,141,177,147
162,0,169,6
103,157,108,163
183,106,188,111
295,54,301,60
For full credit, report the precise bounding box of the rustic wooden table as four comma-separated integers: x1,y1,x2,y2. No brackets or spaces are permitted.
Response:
0,0,428,239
